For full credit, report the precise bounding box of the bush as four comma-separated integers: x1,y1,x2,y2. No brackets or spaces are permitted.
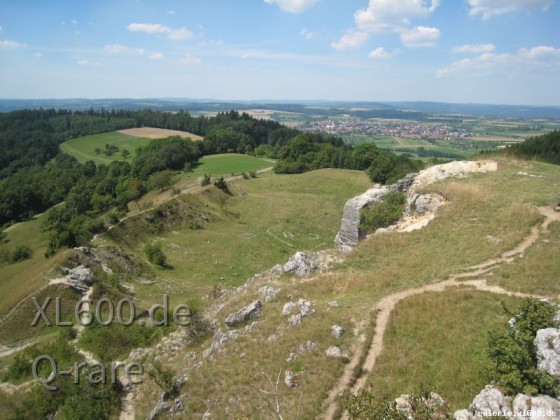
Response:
360,192,406,235
214,177,230,194
201,174,211,186
144,242,167,266
487,299,559,396
0,244,33,264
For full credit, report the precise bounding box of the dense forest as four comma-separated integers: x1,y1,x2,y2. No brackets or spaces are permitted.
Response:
0,108,422,255
504,130,560,165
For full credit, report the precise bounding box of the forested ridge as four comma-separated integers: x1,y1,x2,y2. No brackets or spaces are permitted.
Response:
0,108,421,256
504,130,560,165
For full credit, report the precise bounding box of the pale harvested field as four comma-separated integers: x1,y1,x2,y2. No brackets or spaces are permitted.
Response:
118,127,203,141
467,135,524,142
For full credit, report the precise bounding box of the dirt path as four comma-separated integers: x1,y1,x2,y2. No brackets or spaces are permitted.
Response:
323,206,560,419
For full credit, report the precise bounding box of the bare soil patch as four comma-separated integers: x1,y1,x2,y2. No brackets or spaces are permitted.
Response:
118,127,203,141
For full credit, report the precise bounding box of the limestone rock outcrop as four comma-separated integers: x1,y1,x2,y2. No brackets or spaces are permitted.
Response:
224,301,261,328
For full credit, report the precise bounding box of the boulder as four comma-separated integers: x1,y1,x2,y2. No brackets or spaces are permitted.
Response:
283,252,319,276
469,385,512,417
513,394,560,419
394,392,447,418
331,325,345,338
408,193,446,216
535,328,560,377
282,302,297,316
224,301,262,328
325,346,347,358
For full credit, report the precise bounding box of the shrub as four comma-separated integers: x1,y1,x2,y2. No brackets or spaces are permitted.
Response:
201,174,211,186
359,192,406,235
144,242,167,266
214,177,230,194
487,299,559,396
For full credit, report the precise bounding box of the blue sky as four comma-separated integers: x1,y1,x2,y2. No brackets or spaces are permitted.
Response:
0,0,559,105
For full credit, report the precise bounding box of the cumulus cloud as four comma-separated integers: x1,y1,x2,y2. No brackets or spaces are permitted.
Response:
0,39,26,49
436,45,560,78
368,47,397,59
149,52,164,60
355,0,440,33
331,30,369,51
264,0,319,13
400,26,440,47
467,0,554,19
452,43,495,54
127,23,193,40
103,44,145,55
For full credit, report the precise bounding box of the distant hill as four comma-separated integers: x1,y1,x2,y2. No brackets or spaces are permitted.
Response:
1,99,560,119
386,101,560,119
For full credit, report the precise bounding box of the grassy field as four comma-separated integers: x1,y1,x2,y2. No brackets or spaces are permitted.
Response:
187,153,273,178
101,169,372,306
3,155,560,418
0,214,68,318
60,132,152,164
366,290,522,410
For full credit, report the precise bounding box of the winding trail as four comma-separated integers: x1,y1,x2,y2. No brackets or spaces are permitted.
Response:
323,206,560,420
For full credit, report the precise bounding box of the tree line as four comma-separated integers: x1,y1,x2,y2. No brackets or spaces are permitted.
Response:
0,108,423,256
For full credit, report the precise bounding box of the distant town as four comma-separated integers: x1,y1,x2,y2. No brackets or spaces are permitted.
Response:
301,118,469,141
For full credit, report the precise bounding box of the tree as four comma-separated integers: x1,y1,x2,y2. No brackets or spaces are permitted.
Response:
121,148,130,159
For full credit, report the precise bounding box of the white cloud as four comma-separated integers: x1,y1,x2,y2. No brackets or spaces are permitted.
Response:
331,30,369,51
180,55,201,65
368,47,396,59
0,26,3,34
355,0,440,33
264,0,319,13
149,52,164,60
167,10,176,15
33,52,43,58
127,23,169,34
467,0,554,19
452,43,495,54
168,27,193,40
103,44,145,55
436,45,560,78
77,60,100,66
127,23,192,40
300,28,316,40
0,39,26,49
400,26,440,47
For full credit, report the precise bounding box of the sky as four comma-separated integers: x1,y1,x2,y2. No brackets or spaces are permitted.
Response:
0,0,559,105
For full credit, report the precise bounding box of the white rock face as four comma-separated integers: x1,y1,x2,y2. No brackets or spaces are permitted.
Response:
513,394,560,419
535,327,560,377
469,385,512,417
334,186,388,252
410,160,498,192
334,160,497,251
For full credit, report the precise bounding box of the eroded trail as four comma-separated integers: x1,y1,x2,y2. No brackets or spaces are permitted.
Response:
323,206,560,419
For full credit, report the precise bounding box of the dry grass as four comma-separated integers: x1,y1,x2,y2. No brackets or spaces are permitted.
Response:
364,290,522,410
118,127,203,140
